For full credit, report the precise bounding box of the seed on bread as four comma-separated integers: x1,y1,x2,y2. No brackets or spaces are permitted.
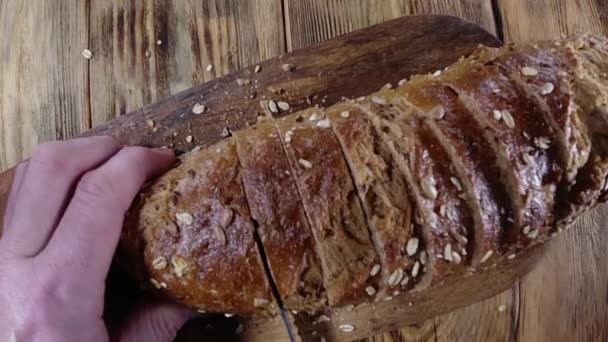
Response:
277,101,290,111
443,243,453,261
339,324,355,333
192,103,206,114
285,130,294,143
540,82,555,95
220,208,234,228
370,264,381,277
152,256,168,270
406,237,419,256
501,110,515,128
268,100,279,113
298,158,313,169
316,118,331,128
411,261,421,277
150,278,162,289
534,136,551,149
420,177,438,199
253,298,270,307
171,256,189,278
371,96,387,105
213,224,227,245
521,66,538,76
388,268,404,287
480,250,494,264
175,212,194,226
451,251,462,264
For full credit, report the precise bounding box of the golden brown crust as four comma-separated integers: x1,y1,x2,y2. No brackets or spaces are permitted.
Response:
325,102,417,297
473,40,591,184
274,107,382,306
394,76,511,266
234,122,327,311
440,62,562,250
123,139,276,316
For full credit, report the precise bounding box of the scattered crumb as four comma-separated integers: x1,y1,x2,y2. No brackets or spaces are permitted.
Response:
82,49,93,59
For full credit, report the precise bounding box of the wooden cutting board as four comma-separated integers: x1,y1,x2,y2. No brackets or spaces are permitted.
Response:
0,14,547,341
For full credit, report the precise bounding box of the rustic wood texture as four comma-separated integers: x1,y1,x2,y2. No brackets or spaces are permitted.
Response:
1,1,607,341
0,0,89,170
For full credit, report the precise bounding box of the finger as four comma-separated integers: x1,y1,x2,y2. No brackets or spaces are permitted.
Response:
2,161,28,236
4,136,121,257
43,147,174,283
115,302,196,342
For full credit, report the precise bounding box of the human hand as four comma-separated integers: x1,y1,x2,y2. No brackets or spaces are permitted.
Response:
0,136,195,342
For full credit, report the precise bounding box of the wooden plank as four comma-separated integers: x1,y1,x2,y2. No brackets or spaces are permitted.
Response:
499,0,608,43
284,0,496,51
283,1,506,341
0,0,89,171
89,0,285,127
497,1,608,341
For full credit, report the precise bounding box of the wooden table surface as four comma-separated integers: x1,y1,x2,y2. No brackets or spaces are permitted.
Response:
1,1,607,341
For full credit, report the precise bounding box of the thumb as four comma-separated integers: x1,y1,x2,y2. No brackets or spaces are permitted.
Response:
117,301,197,342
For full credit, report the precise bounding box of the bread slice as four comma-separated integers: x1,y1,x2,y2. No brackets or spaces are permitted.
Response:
472,41,591,184
122,138,276,316
393,76,512,266
324,102,418,298
274,107,381,306
234,121,327,312
559,35,608,225
440,62,562,250
360,92,474,286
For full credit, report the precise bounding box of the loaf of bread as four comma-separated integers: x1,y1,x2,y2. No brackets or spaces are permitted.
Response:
120,34,608,316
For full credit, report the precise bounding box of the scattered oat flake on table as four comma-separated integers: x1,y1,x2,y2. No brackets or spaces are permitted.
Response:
82,49,93,59
156,39,162,45
185,135,193,143
282,63,294,72
254,65,261,73
277,101,290,111
206,64,214,72
498,304,507,312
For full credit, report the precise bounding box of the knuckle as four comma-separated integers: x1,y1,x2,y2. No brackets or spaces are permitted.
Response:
29,142,77,175
75,171,117,204
121,146,152,162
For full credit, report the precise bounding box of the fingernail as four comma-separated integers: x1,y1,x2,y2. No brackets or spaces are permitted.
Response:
152,147,175,156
